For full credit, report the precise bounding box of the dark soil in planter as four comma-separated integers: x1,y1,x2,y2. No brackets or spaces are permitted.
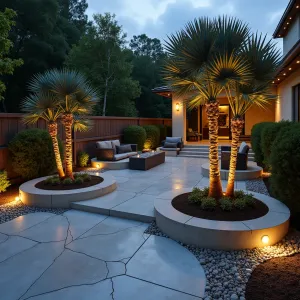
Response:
246,253,300,300
172,193,269,221
35,175,103,191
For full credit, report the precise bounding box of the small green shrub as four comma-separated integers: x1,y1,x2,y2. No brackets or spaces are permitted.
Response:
251,122,272,166
220,197,233,211
244,194,256,207
81,173,91,182
0,171,10,193
188,187,202,204
234,198,247,210
201,197,217,211
143,125,160,149
77,151,89,167
51,178,60,185
234,190,246,199
269,123,300,217
124,125,147,151
74,177,84,185
261,121,291,169
8,129,63,179
63,178,73,185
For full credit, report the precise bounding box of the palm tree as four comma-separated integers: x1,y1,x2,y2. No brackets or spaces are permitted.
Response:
21,92,65,178
222,34,281,197
29,69,98,179
164,16,251,199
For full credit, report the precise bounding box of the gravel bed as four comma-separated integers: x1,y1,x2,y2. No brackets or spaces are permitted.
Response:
0,200,68,224
145,222,300,300
246,178,269,196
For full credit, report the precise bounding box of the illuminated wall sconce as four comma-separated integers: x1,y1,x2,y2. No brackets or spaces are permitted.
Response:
176,103,180,111
261,235,270,245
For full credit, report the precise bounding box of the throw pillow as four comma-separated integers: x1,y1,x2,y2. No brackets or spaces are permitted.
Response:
116,144,132,154
238,142,247,153
164,142,177,148
166,137,181,144
96,141,113,149
111,140,121,154
240,144,249,154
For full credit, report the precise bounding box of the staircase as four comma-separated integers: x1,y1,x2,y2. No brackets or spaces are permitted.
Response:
178,145,255,161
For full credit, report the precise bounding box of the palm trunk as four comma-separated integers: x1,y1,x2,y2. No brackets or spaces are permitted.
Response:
206,101,223,199
48,122,65,179
226,118,245,197
63,113,74,180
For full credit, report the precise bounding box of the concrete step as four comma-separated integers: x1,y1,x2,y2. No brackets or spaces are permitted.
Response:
178,153,255,161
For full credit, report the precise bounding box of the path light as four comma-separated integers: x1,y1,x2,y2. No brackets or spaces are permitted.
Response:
261,235,270,245
15,196,20,201
176,103,180,111
97,164,100,168
137,154,140,158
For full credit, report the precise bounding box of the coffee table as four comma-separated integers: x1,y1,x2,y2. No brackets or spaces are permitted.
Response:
129,151,165,170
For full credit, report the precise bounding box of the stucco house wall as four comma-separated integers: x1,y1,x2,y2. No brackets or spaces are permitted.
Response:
283,15,300,55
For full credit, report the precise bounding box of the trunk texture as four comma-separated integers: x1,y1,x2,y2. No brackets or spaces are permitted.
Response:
226,118,245,197
206,102,223,199
102,78,108,116
48,122,65,179
63,113,74,180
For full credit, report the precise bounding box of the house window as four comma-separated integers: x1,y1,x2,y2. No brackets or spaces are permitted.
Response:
293,84,300,122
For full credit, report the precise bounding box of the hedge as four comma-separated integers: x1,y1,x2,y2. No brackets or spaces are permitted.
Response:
143,125,160,149
155,124,168,142
251,122,273,166
8,129,63,179
269,123,300,220
260,120,291,170
123,125,146,151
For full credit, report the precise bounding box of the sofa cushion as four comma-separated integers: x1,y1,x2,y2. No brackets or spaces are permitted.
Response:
126,151,138,157
166,137,182,144
116,144,132,154
164,142,178,148
111,139,120,150
240,144,249,154
239,142,248,153
96,140,112,149
114,153,128,161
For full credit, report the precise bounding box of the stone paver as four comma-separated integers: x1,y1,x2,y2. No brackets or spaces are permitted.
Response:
0,208,206,300
127,235,206,297
113,276,201,300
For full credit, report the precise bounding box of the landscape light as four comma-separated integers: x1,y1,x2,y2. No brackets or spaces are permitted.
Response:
15,196,20,201
261,235,269,244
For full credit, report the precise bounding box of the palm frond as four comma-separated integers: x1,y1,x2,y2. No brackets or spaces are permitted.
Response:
73,117,93,132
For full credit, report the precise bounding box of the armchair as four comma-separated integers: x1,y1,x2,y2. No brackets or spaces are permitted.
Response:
221,143,250,170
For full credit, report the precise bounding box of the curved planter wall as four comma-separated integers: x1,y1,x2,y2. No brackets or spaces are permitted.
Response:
19,173,117,209
154,189,290,250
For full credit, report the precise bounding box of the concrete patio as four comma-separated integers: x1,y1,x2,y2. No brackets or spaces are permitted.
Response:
0,157,253,300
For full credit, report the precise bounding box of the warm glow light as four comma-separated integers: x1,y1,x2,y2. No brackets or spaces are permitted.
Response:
137,154,140,158
175,103,180,111
290,17,292,19
97,164,100,168
15,196,20,201
283,73,286,75
261,235,270,244
277,78,280,80
297,61,300,63
287,22,290,25
289,67,292,70
297,5,299,8
96,172,99,176
279,35,281,37
272,81,275,83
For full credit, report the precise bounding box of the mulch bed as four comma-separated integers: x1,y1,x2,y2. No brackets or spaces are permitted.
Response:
172,192,269,221
35,175,103,191
246,253,300,300
0,185,20,205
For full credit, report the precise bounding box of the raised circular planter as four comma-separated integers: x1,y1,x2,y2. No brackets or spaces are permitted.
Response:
154,188,290,250
91,157,129,170
201,162,263,181
19,173,117,208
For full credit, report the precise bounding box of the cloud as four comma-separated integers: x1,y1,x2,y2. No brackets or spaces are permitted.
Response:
87,0,288,50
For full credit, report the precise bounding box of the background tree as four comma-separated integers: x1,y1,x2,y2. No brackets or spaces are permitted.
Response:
223,34,281,197
130,34,171,118
0,8,23,101
0,0,88,112
66,13,140,116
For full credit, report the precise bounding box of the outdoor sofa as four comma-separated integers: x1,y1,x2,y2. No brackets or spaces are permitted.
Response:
221,142,250,170
158,137,184,156
95,140,138,161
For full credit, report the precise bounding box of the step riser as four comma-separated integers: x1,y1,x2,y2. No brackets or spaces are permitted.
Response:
178,154,255,161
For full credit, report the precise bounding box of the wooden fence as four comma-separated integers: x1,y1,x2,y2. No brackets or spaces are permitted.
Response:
0,114,172,176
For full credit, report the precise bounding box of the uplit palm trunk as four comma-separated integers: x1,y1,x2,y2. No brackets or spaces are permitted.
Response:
63,113,74,180
48,122,65,179
226,118,245,197
206,101,223,199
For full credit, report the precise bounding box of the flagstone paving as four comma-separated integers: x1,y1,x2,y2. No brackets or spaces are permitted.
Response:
0,210,206,300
